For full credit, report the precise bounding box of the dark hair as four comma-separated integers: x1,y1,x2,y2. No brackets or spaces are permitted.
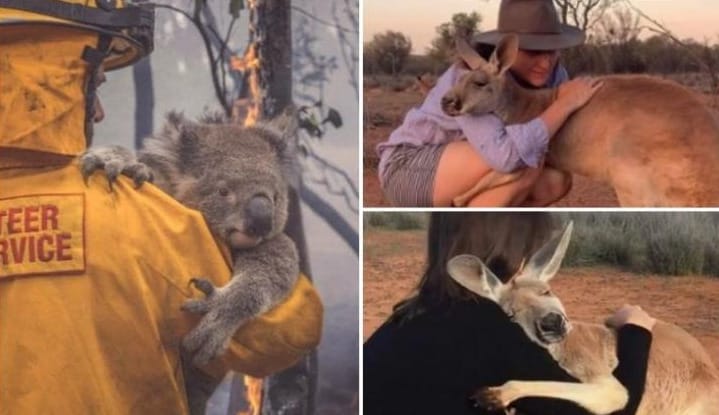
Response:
474,42,496,61
392,212,557,321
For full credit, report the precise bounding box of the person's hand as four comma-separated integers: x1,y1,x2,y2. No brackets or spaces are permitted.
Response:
556,76,604,113
605,304,657,331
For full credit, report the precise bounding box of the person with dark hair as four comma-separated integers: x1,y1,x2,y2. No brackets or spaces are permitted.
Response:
376,0,603,207
364,213,654,414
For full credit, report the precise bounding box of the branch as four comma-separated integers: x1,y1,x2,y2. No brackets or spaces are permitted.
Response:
623,0,718,90
291,4,356,33
300,183,359,254
304,151,359,214
154,3,231,114
332,0,359,98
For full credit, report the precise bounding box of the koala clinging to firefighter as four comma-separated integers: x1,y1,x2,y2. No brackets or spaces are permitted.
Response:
81,111,300,366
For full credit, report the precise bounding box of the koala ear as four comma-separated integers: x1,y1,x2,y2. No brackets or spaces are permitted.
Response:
259,106,301,189
141,111,195,170
169,116,201,169
197,110,227,124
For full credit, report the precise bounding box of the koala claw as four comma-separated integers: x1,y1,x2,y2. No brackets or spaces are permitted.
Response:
181,298,212,314
182,323,232,366
78,146,153,191
125,163,154,188
189,278,216,296
181,306,244,366
104,161,123,191
79,152,103,183
181,279,249,366
181,278,217,314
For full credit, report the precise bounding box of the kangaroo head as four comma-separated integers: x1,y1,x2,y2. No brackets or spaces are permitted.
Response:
447,221,574,347
441,34,519,117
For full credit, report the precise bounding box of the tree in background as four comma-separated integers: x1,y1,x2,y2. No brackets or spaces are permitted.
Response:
553,0,619,33
364,31,412,76
556,0,619,74
595,5,645,73
623,0,718,96
426,12,481,68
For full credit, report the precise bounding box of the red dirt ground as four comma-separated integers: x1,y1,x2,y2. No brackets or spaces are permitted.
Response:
363,86,719,207
363,229,719,368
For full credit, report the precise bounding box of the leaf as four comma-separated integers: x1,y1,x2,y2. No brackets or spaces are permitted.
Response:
229,0,244,18
322,108,343,129
298,117,322,138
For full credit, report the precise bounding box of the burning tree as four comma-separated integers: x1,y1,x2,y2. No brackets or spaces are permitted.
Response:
130,0,359,413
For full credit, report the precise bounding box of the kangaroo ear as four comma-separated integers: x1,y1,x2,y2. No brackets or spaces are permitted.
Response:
489,33,519,76
447,255,504,303
524,221,574,283
455,36,492,72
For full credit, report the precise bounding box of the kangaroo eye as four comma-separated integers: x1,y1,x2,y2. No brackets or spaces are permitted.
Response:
473,81,486,87
218,187,229,197
542,290,552,296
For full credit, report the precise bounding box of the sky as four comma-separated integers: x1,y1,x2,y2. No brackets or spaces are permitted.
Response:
363,0,719,53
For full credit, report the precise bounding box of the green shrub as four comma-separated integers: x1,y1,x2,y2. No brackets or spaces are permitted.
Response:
561,213,719,276
366,212,427,230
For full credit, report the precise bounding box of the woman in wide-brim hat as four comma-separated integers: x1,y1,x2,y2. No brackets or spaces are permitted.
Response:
376,0,603,207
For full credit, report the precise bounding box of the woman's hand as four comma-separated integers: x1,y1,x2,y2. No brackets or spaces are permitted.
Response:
605,304,657,331
540,76,604,138
556,76,604,113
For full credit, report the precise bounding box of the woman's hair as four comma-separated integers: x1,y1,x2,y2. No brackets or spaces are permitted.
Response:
474,42,496,61
391,212,557,322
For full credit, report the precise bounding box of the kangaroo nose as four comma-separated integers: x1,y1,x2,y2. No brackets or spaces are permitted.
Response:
441,95,461,115
244,195,273,238
540,312,566,334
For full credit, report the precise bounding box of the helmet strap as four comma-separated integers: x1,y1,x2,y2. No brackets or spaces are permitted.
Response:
81,34,112,147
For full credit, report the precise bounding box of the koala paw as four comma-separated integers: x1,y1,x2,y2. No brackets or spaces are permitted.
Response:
181,278,247,366
79,146,154,190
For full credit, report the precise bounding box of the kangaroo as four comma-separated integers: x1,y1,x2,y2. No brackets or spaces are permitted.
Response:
442,34,719,207
446,222,719,414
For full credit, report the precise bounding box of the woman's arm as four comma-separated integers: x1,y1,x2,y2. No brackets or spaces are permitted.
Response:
454,72,602,174
498,321,652,415
456,114,550,173
611,325,653,414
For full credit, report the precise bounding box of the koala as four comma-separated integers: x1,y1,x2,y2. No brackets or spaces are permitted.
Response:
80,112,300,406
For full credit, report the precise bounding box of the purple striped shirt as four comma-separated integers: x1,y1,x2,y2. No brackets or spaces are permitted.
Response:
377,63,569,176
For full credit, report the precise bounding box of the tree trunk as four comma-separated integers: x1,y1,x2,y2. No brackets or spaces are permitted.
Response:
133,56,154,149
226,1,318,414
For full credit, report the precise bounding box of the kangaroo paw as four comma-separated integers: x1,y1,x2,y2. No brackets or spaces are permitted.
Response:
471,387,506,411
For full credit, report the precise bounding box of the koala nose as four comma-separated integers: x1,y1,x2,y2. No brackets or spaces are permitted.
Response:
539,312,566,334
244,195,273,237
441,95,461,115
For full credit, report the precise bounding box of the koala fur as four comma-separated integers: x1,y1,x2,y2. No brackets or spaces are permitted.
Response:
80,111,301,415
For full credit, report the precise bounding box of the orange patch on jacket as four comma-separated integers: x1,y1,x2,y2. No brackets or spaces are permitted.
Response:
0,194,85,278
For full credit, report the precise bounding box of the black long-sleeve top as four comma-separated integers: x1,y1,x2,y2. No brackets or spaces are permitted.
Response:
363,298,652,415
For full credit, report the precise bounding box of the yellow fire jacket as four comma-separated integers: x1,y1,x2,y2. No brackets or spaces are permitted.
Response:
0,151,323,414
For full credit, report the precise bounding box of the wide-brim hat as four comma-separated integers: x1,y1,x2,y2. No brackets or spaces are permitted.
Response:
0,0,154,71
473,0,585,51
